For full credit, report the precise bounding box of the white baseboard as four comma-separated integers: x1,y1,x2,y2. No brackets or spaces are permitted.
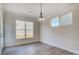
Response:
41,41,79,55
5,41,40,47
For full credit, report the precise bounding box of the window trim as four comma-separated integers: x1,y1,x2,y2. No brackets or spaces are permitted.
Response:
51,12,72,27
51,16,60,27
16,20,34,39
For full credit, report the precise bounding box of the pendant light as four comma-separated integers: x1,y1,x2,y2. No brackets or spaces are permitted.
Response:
38,3,44,21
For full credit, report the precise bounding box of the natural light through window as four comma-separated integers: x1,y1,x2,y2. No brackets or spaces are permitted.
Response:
16,20,33,39
60,12,72,25
26,22,33,38
51,17,59,27
51,12,72,27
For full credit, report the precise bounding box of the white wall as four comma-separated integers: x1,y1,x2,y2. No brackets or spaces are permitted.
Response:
40,6,79,54
0,4,3,54
4,11,40,47
3,3,79,54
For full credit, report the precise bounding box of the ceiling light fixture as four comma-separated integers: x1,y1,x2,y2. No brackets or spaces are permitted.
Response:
38,3,44,22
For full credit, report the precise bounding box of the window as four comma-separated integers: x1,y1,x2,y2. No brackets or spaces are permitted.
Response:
51,12,72,27
26,22,33,38
60,12,72,25
51,17,59,27
16,20,33,39
16,20,25,39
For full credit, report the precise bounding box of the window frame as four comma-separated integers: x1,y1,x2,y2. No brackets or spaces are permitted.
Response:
16,20,34,39
51,12,72,27
60,12,72,26
51,16,60,27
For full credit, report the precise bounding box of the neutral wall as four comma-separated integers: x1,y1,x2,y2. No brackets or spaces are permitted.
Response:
0,4,3,54
40,6,79,54
4,11,40,47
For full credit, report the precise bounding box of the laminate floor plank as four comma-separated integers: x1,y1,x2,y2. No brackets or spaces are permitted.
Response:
2,42,75,55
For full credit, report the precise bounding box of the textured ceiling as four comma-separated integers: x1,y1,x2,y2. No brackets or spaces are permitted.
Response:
2,3,79,18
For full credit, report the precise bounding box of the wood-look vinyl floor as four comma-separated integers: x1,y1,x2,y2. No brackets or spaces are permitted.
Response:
2,42,75,55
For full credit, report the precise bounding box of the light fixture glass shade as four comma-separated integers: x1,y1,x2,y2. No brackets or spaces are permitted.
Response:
38,17,44,22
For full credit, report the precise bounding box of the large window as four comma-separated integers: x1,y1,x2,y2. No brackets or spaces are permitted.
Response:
51,17,59,27
51,12,72,27
16,20,33,39
60,12,72,25
26,22,33,38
